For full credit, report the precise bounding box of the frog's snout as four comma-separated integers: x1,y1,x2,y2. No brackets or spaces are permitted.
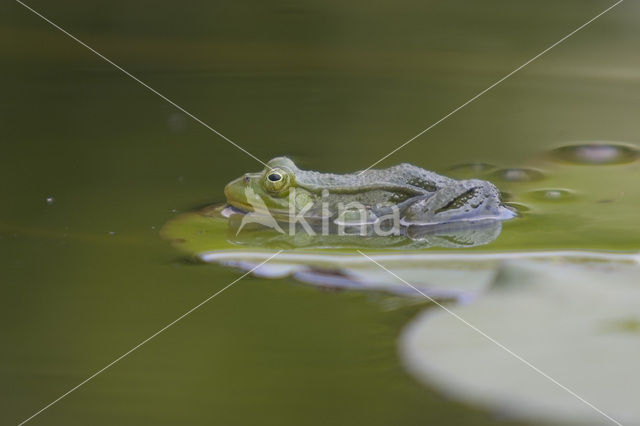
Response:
224,174,251,204
223,178,239,201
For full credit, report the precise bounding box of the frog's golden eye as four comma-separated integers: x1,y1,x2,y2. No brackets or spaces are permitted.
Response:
262,168,291,194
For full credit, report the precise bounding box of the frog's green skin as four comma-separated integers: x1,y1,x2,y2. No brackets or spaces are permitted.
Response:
224,157,514,225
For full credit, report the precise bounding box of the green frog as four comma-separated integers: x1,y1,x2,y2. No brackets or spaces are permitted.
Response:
224,157,514,226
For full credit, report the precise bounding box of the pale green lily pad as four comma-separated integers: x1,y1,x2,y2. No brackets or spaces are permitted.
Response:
401,260,640,425
164,142,640,252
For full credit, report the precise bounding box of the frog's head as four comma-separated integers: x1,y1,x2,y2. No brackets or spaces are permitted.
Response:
224,157,314,214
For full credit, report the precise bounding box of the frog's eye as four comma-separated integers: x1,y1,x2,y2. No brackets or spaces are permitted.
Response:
262,168,291,194
268,172,282,182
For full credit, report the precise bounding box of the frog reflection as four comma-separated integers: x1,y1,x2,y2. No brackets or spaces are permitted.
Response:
224,206,504,249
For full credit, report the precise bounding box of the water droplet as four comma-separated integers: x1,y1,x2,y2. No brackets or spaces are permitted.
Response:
45,196,55,205
491,168,545,182
108,231,116,236
549,143,638,165
526,189,575,202
544,190,563,200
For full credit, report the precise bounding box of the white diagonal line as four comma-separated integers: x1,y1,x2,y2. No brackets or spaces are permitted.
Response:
15,0,269,169
359,0,624,174
357,250,622,426
17,250,283,426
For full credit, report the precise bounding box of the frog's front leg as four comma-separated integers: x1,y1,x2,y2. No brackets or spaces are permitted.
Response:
400,179,512,225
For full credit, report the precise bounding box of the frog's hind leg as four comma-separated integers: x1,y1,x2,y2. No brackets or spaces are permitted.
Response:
400,179,512,225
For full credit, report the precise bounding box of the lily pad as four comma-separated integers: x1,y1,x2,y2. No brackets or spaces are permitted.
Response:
166,142,640,252
401,259,640,425
548,142,639,165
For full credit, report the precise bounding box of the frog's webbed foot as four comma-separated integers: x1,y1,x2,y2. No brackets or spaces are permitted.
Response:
400,179,514,226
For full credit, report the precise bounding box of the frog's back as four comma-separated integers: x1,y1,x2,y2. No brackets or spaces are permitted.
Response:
295,162,453,193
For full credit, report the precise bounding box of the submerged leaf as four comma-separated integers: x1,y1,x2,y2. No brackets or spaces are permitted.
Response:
401,260,640,425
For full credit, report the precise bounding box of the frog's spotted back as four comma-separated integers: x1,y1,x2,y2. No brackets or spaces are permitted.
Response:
291,161,452,195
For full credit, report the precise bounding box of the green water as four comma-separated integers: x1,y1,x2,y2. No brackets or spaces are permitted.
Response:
2,0,639,424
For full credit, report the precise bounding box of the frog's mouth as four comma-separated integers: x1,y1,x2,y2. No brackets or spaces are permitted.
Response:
226,200,253,213
225,200,289,218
